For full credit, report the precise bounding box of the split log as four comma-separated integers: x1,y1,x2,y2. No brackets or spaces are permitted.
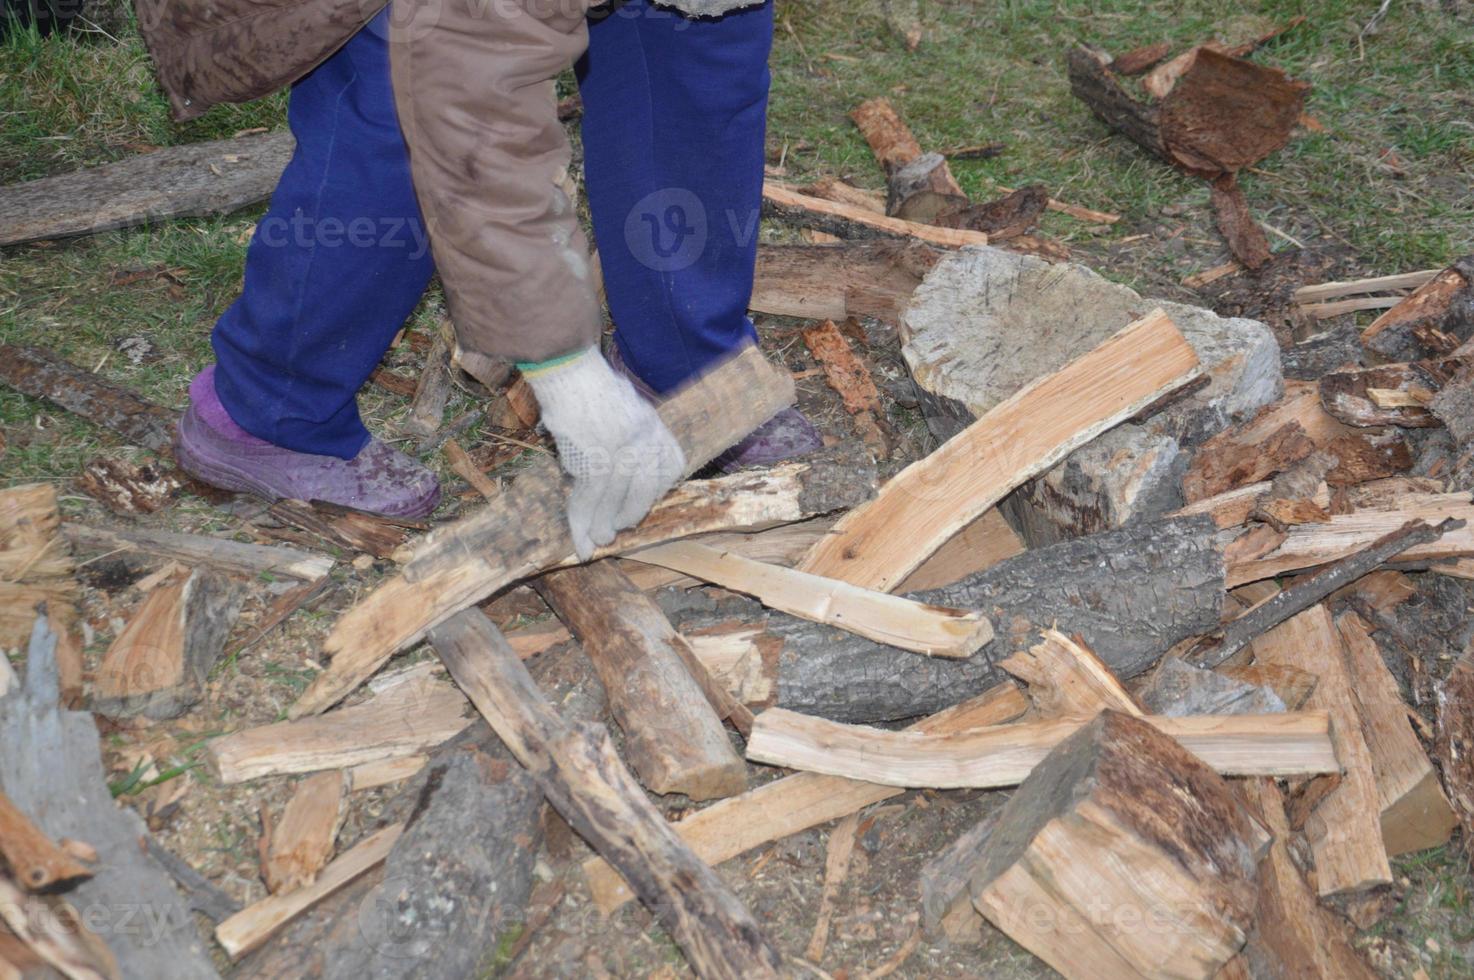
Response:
1229,495,1474,585
964,711,1267,979
1336,612,1457,856
294,348,827,718
535,562,748,800
63,524,333,581
747,707,1337,788
0,131,293,246
998,629,1141,717
0,792,92,892
211,670,472,783
800,308,1202,590
92,567,242,720
0,876,118,980
1361,256,1474,362
750,241,941,324
1319,358,1460,427
0,616,219,978
217,823,403,959
262,772,348,894
762,182,989,248
629,541,993,658
661,515,1223,722
427,609,783,979
0,345,177,452
399,327,453,445
1247,605,1392,899
1294,268,1442,304
1230,778,1378,980
1138,657,1284,716
582,682,1030,914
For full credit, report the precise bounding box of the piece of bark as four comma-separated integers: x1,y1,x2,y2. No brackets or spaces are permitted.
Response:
1320,359,1458,428
582,682,1030,913
0,616,219,978
399,328,453,445
893,509,1024,593
631,541,993,658
1434,648,1474,860
747,707,1337,788
763,182,989,248
211,671,472,783
0,345,177,452
1337,612,1457,856
934,185,1048,241
263,772,349,894
428,609,783,979
799,309,1201,590
64,523,333,581
801,320,882,415
143,838,241,924
218,823,403,959
536,562,747,800
1111,40,1171,75
750,241,941,325
0,131,293,246
93,567,242,720
265,500,415,560
804,812,859,963
1248,605,1392,899
965,711,1267,980
849,97,930,174
0,876,118,980
295,348,824,717
0,792,92,893
999,629,1142,718
77,456,182,515
1361,257,1474,362
1228,497,1474,586
1232,778,1378,980
1209,173,1272,269
1138,656,1285,716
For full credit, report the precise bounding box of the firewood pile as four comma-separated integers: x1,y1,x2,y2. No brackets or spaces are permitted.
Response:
6,32,1474,980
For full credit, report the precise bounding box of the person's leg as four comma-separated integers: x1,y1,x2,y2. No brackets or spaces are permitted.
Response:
210,8,434,460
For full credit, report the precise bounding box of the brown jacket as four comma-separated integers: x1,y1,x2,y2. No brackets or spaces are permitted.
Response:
135,0,605,373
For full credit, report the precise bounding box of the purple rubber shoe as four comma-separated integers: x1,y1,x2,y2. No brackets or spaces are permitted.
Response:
173,366,441,518
607,342,823,470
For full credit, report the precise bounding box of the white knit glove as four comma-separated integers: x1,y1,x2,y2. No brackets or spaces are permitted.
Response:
521,347,685,560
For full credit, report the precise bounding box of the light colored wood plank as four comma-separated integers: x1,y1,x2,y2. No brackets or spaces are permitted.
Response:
763,182,989,248
263,771,348,894
797,309,1202,591
893,509,1024,593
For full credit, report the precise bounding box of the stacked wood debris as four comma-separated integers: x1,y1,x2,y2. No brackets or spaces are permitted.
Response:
5,80,1474,980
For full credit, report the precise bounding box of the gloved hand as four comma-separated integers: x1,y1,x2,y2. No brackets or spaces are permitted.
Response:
521,347,685,560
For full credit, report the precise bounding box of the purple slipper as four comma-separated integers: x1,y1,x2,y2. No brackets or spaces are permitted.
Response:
607,342,824,471
174,366,441,518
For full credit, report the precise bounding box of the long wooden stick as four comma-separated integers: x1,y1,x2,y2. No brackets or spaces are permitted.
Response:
428,609,782,979
746,707,1339,788
763,182,989,248
1293,269,1441,303
294,346,799,718
797,309,1202,591
627,541,993,658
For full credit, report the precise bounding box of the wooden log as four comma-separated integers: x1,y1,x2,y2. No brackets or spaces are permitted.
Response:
211,670,472,784
0,345,177,452
965,711,1267,980
582,682,1030,914
662,514,1223,723
762,182,989,248
0,132,293,246
0,616,218,978
0,876,118,980
0,792,92,892
629,541,993,658
1228,495,1474,586
1361,257,1474,362
427,609,783,979
1247,605,1392,899
92,567,242,720
848,97,932,174
800,177,888,214
798,309,1202,591
536,562,747,800
1336,612,1457,856
885,152,967,216
750,241,940,325
217,823,403,959
998,629,1141,718
1229,778,1378,980
262,772,348,894
746,706,1339,788
1319,358,1460,428
295,349,831,718
63,524,333,581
